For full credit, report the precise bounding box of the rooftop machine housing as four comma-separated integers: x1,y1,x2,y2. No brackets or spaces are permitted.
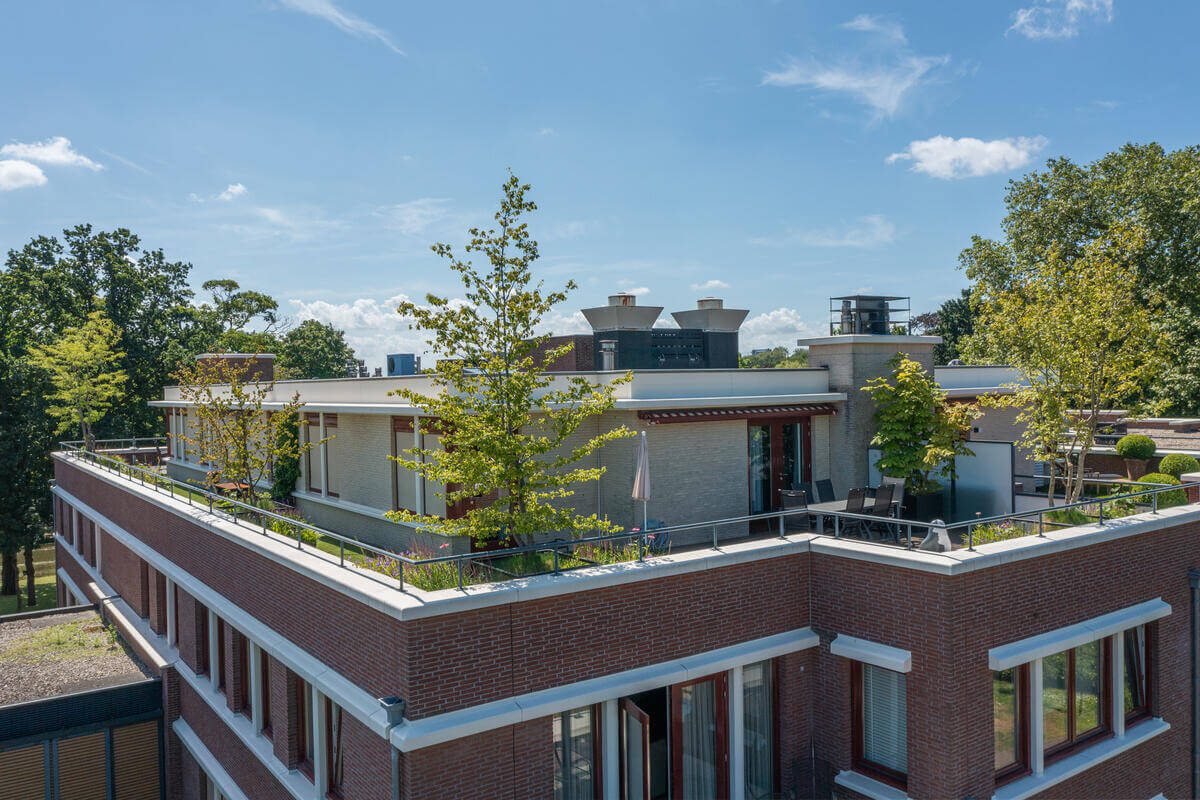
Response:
581,294,748,370
828,295,911,336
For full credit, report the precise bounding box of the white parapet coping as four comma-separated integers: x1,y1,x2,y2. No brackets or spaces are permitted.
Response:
391,627,819,752
173,719,252,800
988,598,1171,670
829,634,912,673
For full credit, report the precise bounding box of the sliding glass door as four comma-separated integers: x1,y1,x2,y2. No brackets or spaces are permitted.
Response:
670,674,729,800
748,419,811,513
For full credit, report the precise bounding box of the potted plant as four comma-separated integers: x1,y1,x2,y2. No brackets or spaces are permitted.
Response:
1114,433,1156,480
862,353,980,521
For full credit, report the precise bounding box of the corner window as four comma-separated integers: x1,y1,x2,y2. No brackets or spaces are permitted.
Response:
553,706,599,800
853,663,907,788
1123,625,1150,722
993,666,1029,782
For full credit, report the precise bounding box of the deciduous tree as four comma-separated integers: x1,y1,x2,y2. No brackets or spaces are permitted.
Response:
278,320,356,379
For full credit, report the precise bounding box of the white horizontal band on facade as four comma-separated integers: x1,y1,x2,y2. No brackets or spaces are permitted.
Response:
173,719,252,800
51,485,394,739
829,634,912,673
55,566,87,606
988,598,1172,671
392,626,820,752
834,769,913,800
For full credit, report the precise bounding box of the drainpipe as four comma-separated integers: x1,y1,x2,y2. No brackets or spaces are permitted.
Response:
1190,571,1200,800
380,696,406,800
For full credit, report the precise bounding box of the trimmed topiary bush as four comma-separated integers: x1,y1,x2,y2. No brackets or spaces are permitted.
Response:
1137,472,1187,507
1115,434,1156,460
1157,453,1200,479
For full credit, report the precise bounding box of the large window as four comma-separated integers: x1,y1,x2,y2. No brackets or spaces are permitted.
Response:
743,660,776,800
326,698,344,798
748,420,810,514
853,663,907,788
215,617,227,693
236,633,250,716
261,652,273,738
296,678,314,778
196,605,210,677
993,666,1029,782
1042,639,1108,758
1124,625,1150,722
553,706,599,800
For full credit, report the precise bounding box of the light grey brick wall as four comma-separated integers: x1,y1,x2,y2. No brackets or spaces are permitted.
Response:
326,414,392,509
810,415,831,483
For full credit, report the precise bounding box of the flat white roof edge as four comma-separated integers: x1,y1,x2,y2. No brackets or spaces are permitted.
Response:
391,626,819,751
829,634,912,672
988,597,1171,670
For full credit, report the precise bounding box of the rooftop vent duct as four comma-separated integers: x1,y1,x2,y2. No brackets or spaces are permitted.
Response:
581,293,663,331
671,297,749,332
829,295,910,336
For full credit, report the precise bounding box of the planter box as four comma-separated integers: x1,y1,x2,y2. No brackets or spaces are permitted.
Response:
903,491,944,522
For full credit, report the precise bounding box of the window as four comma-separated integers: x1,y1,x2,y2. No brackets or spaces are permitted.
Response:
993,666,1029,782
1042,639,1110,759
553,706,599,800
743,660,776,800
196,606,210,676
236,633,250,716
326,698,344,798
748,420,811,514
216,617,227,692
671,673,730,799
296,678,314,778
852,663,907,788
261,652,273,737
1124,625,1150,722
304,413,321,493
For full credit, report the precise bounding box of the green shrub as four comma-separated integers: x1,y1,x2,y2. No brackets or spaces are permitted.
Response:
270,413,302,502
970,520,1029,545
1137,472,1188,507
1045,507,1091,527
1115,434,1156,460
1157,453,1200,479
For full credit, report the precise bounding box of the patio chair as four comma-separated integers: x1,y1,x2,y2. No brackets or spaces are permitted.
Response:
866,484,896,540
882,475,906,499
841,487,870,538
779,489,811,532
796,482,815,505
816,479,837,504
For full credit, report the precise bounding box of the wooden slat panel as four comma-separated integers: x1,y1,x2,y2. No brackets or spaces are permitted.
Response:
112,721,161,800
55,731,107,800
0,744,47,800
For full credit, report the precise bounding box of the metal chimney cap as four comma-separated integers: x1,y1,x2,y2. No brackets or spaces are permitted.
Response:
696,297,724,310
608,293,638,307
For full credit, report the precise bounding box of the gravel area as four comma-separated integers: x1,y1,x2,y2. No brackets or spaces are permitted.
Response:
0,609,153,706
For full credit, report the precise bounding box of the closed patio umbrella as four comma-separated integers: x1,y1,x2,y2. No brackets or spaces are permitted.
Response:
632,430,651,531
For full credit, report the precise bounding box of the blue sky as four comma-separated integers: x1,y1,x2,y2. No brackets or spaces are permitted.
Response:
3,0,1197,367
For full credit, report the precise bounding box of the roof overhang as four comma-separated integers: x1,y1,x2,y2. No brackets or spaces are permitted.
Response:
638,402,839,425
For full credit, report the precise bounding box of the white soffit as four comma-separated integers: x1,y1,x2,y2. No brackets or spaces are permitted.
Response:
829,634,912,673
989,598,1171,671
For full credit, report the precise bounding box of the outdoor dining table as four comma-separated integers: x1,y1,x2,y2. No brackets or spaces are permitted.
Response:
807,497,902,535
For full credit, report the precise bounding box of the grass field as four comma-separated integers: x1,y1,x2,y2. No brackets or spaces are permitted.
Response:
0,542,59,616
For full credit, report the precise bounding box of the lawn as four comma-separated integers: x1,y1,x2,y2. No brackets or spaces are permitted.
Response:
0,542,59,616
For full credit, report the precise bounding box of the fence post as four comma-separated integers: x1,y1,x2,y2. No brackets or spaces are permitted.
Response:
457,558,464,590
712,525,718,550
778,515,785,540
906,523,913,550
968,524,974,551
834,515,840,539
1153,491,1159,514
1098,498,1105,525
1038,509,1045,537
553,548,559,575
638,534,644,562
398,562,405,592
296,527,302,549
340,541,345,566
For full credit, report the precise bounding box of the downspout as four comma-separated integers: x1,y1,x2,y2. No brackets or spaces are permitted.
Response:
1188,569,1200,800
379,696,406,800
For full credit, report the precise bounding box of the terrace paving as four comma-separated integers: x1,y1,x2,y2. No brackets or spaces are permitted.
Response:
0,608,153,706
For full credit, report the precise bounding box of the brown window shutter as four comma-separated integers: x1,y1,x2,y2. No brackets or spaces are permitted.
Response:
55,730,107,800
112,721,162,800
0,744,45,800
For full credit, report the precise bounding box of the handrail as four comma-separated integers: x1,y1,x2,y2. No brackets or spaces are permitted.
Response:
57,441,1200,592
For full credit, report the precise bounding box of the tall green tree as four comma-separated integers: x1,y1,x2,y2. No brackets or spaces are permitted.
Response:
738,347,808,369
915,289,977,364
961,142,1200,412
965,225,1161,503
386,173,634,547
278,320,356,379
29,311,128,451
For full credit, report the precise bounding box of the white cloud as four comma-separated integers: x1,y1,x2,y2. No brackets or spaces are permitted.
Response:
763,54,948,119
99,149,152,175
217,183,247,201
841,14,906,43
1008,0,1113,39
887,135,1048,179
0,160,47,191
538,127,557,137
546,220,598,240
621,287,651,297
0,137,102,170
256,207,297,228
691,279,730,292
276,0,404,54
379,198,450,235
751,215,896,248
739,308,820,352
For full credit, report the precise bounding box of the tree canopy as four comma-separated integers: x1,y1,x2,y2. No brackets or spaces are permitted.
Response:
738,347,809,369
278,320,356,379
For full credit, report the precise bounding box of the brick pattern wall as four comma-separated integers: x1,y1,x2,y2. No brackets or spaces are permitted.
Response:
400,718,553,800
326,413,393,510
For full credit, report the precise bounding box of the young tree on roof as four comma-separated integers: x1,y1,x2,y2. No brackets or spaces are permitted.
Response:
386,172,634,548
965,224,1162,504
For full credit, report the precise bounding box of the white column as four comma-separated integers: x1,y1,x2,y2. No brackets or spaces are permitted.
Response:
250,643,264,731
602,699,619,800
318,412,328,498
208,610,220,690
1030,658,1045,775
413,418,425,515
72,509,79,551
94,522,102,572
313,687,328,799
1112,633,1125,738
729,666,745,800
166,578,176,646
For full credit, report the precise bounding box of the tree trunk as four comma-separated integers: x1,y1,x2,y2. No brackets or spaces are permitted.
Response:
23,545,36,607
0,551,16,596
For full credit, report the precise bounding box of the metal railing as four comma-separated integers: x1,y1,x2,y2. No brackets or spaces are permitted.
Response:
57,440,1200,592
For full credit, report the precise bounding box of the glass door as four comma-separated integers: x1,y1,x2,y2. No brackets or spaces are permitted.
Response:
670,674,729,800
621,698,652,800
748,419,811,514
748,425,772,514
